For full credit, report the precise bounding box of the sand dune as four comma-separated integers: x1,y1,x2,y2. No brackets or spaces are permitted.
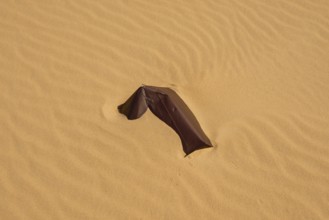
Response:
1,0,329,219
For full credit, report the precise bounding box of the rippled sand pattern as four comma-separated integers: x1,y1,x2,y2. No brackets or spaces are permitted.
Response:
1,0,329,219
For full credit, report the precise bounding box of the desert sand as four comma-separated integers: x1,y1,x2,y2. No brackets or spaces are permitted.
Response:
1,0,329,219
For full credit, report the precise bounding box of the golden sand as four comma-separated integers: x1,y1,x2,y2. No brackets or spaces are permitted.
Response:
1,0,329,219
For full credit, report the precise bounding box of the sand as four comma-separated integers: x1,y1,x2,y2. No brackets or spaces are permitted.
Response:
1,0,329,219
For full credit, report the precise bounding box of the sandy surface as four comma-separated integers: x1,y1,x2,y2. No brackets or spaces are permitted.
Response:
1,0,329,219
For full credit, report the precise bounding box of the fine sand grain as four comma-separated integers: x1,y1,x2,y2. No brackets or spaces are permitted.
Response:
1,0,329,219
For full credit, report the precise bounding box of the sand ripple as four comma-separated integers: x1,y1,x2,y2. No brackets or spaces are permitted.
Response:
1,0,329,219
